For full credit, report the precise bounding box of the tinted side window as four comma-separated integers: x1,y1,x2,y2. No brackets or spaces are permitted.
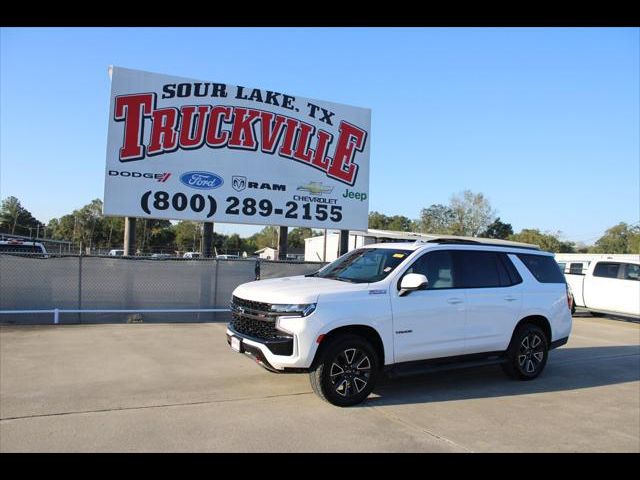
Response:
456,251,502,288
517,254,566,283
406,250,456,289
569,263,584,275
624,264,640,281
593,262,621,279
500,254,523,286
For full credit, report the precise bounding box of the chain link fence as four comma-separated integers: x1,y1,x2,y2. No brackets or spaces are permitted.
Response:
0,254,326,324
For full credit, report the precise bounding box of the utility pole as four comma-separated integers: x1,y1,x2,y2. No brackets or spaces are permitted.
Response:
323,229,327,262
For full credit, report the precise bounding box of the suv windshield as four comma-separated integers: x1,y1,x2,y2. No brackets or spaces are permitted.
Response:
312,248,411,283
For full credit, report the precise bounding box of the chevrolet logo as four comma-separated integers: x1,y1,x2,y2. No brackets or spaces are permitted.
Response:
297,181,333,195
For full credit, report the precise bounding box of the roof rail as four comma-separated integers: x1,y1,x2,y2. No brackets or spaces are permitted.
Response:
413,235,540,251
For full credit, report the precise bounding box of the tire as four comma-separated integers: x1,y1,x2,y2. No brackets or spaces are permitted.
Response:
571,303,576,315
501,324,549,380
309,334,379,407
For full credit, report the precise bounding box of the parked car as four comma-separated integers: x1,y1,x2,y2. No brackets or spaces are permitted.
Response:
226,238,573,406
183,252,201,259
565,257,640,318
108,249,125,256
216,254,240,260
0,240,48,257
151,253,173,260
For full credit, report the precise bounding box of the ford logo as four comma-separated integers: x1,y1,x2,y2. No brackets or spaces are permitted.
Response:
179,171,224,190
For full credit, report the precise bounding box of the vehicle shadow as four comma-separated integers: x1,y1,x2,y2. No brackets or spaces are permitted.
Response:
366,345,640,407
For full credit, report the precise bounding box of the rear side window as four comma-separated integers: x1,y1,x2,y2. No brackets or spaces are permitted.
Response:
569,263,584,275
593,262,621,279
624,264,640,281
455,251,522,288
516,254,566,283
500,254,523,286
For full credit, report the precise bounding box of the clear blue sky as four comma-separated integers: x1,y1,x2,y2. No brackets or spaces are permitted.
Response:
1,27,638,244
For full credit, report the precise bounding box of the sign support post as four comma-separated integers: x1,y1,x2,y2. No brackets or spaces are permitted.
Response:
278,226,288,261
339,230,349,256
124,217,136,256
202,222,214,257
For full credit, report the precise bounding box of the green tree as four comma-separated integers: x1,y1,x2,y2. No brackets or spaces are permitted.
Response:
417,204,455,234
289,227,314,248
174,221,201,252
509,229,575,253
137,219,175,253
368,211,389,230
592,222,640,254
0,196,44,236
481,217,513,239
224,233,244,253
368,211,414,232
249,226,279,249
449,190,496,237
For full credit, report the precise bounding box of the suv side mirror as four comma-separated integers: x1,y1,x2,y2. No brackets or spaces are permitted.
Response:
399,273,428,296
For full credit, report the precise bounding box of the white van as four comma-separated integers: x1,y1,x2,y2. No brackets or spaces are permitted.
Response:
0,240,48,256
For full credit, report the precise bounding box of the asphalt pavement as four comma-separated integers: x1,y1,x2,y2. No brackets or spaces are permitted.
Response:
1,314,638,452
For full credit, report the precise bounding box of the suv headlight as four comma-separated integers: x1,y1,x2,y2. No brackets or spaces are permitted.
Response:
269,303,316,317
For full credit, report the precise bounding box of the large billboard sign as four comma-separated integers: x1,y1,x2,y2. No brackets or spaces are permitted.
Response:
103,67,371,230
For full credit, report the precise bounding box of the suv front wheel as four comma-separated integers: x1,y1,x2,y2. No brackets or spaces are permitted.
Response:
502,324,549,380
309,335,379,407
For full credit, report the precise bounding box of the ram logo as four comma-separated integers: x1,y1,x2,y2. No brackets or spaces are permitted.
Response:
232,176,247,192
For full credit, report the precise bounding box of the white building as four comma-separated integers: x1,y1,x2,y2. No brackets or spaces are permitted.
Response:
304,229,439,262
255,246,305,261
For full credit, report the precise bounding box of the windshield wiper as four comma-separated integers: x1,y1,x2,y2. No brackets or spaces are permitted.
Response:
305,271,318,277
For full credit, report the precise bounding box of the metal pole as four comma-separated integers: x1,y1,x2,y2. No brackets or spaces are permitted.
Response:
323,229,327,262
53,308,59,325
124,217,137,256
78,254,83,324
202,222,214,257
278,226,288,261
339,230,349,256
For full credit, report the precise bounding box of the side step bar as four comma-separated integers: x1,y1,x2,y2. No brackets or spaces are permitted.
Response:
385,355,507,379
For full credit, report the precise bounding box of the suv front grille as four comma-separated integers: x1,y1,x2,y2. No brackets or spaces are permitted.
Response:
229,295,292,343
232,295,272,314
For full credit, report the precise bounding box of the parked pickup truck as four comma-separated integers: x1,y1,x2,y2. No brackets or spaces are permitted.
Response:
564,257,640,318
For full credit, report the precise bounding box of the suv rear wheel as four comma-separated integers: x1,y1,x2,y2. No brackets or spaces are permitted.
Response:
309,335,379,407
502,324,549,380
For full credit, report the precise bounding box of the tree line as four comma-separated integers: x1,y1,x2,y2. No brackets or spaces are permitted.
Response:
1,191,638,254
368,190,639,254
0,196,317,255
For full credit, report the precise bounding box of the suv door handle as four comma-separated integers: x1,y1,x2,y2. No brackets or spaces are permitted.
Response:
504,296,518,302
447,297,464,304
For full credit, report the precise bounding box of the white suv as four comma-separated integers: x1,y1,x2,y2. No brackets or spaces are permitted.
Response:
226,238,573,406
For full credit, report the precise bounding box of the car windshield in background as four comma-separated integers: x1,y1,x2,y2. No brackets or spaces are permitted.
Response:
312,248,411,283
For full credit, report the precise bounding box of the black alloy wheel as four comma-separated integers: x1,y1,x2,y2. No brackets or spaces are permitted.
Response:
309,335,379,406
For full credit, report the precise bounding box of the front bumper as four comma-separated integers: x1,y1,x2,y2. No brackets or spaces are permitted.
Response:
226,323,318,372
226,323,293,356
